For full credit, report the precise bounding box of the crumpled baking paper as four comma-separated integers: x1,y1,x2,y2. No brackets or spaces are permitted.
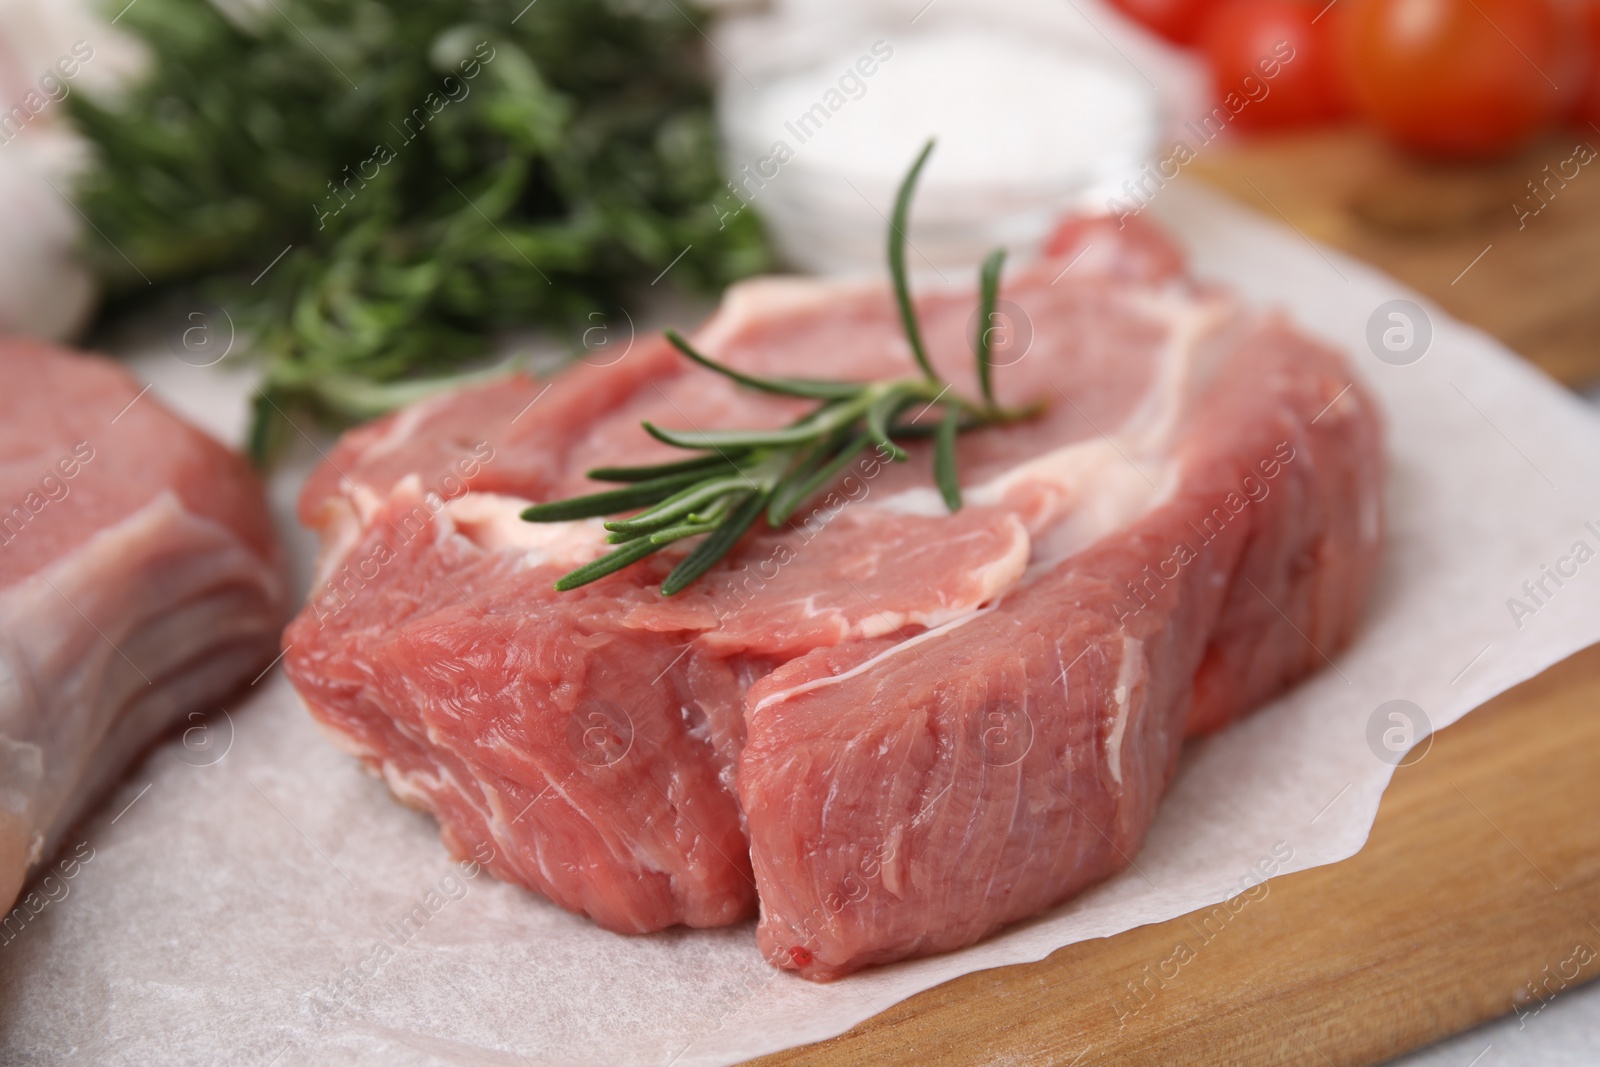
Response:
3,183,1600,1067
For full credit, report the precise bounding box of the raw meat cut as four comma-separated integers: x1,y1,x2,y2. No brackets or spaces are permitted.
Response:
284,214,1382,976
0,341,286,918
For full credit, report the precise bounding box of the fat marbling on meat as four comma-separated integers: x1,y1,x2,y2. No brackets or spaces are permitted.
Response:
284,216,1383,978
0,341,286,919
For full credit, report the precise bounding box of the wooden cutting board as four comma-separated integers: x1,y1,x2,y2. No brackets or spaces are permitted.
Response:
1191,126,1600,388
746,126,1600,1066
751,644,1600,1066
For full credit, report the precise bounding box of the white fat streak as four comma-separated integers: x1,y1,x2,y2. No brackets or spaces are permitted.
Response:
314,398,447,581
412,287,1231,716
309,715,377,762
879,288,1232,566
314,508,364,589
853,517,1030,640
314,476,411,587
1119,288,1235,452
427,288,1232,711
1022,453,1169,582
326,723,542,880
445,492,611,568
751,289,1232,715
432,281,1229,582
379,758,442,809
349,482,386,527
436,485,1029,622
751,602,1001,714
1106,635,1143,787
870,485,947,518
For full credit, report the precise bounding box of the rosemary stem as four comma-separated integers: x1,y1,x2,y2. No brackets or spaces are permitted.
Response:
526,136,1040,596
889,140,939,384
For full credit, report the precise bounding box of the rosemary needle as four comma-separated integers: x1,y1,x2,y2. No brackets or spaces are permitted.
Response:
889,140,939,384
522,139,1040,595
975,249,1007,408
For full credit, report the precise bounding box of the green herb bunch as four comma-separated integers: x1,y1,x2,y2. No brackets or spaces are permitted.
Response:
522,141,1040,596
69,0,769,458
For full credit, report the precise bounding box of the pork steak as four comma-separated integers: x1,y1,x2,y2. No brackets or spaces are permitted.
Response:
284,216,1382,978
0,341,287,920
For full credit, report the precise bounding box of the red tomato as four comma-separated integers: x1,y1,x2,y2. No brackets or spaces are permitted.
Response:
1200,0,1347,132
1107,0,1222,45
1338,0,1587,158
1575,0,1600,128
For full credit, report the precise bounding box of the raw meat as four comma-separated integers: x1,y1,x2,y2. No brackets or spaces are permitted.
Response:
0,341,286,918
284,215,1382,976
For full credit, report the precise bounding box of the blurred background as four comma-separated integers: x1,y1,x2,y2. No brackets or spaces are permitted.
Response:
1,0,1596,449
0,0,1596,1061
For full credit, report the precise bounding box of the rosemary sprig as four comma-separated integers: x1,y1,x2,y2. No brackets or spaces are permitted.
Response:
521,139,1040,595
889,140,939,384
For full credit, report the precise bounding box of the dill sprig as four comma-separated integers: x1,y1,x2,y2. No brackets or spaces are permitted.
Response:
521,140,1039,595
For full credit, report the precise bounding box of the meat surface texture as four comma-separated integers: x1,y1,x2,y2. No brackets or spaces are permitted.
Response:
0,342,286,916
285,215,1383,978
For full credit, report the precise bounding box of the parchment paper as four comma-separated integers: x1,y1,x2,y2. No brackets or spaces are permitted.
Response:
4,182,1600,1067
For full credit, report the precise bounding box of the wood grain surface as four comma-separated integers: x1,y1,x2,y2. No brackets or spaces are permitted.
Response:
746,128,1600,1066
751,643,1600,1067
1192,125,1600,388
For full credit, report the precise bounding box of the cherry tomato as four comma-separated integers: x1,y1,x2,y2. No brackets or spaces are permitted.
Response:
1107,0,1222,46
1337,0,1587,158
1574,0,1600,128
1200,0,1347,132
